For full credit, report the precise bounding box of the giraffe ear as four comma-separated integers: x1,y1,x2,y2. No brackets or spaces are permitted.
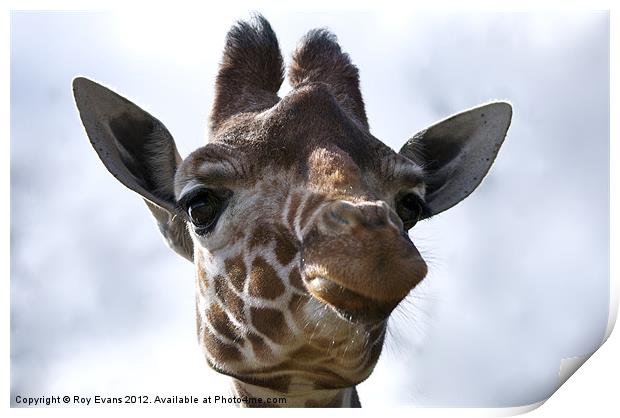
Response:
72,77,193,262
400,102,512,216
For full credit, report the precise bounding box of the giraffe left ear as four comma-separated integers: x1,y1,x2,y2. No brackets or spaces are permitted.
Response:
399,102,512,216
72,77,194,262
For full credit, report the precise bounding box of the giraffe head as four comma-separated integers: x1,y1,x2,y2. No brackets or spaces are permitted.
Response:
74,15,511,399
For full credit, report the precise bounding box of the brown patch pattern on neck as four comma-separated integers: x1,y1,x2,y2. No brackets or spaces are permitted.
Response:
202,327,242,363
246,332,273,362
224,255,246,292
250,307,291,345
272,225,298,266
249,256,285,299
208,302,241,342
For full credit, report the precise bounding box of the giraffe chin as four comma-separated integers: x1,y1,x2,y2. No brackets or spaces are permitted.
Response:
304,276,399,323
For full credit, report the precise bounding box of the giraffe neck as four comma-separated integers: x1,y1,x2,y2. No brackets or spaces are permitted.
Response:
230,379,361,408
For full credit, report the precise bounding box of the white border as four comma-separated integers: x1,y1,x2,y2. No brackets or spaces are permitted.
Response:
3,1,616,416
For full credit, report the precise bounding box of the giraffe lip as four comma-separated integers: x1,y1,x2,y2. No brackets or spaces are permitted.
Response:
303,275,396,321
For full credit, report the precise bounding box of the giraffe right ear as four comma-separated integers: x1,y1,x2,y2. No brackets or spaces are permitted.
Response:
399,102,512,217
72,77,194,262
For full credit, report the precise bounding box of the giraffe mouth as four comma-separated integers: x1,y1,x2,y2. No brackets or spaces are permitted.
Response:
303,275,399,322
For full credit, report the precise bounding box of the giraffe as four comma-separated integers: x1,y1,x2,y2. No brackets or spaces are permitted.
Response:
72,15,512,407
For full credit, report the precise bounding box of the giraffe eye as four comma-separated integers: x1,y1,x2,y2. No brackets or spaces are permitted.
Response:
396,193,423,230
185,190,223,232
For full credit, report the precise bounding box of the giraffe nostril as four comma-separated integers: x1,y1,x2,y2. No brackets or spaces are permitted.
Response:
329,209,349,225
329,208,353,226
327,201,361,227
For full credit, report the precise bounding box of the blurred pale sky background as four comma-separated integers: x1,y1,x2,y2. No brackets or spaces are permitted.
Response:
10,11,609,407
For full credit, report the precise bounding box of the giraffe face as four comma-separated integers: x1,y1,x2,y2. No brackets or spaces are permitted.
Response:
173,84,429,385
175,82,429,323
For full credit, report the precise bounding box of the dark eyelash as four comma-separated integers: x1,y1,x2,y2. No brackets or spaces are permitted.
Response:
175,188,210,214
175,187,232,223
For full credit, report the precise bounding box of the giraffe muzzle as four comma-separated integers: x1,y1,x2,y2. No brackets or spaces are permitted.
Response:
300,200,428,320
